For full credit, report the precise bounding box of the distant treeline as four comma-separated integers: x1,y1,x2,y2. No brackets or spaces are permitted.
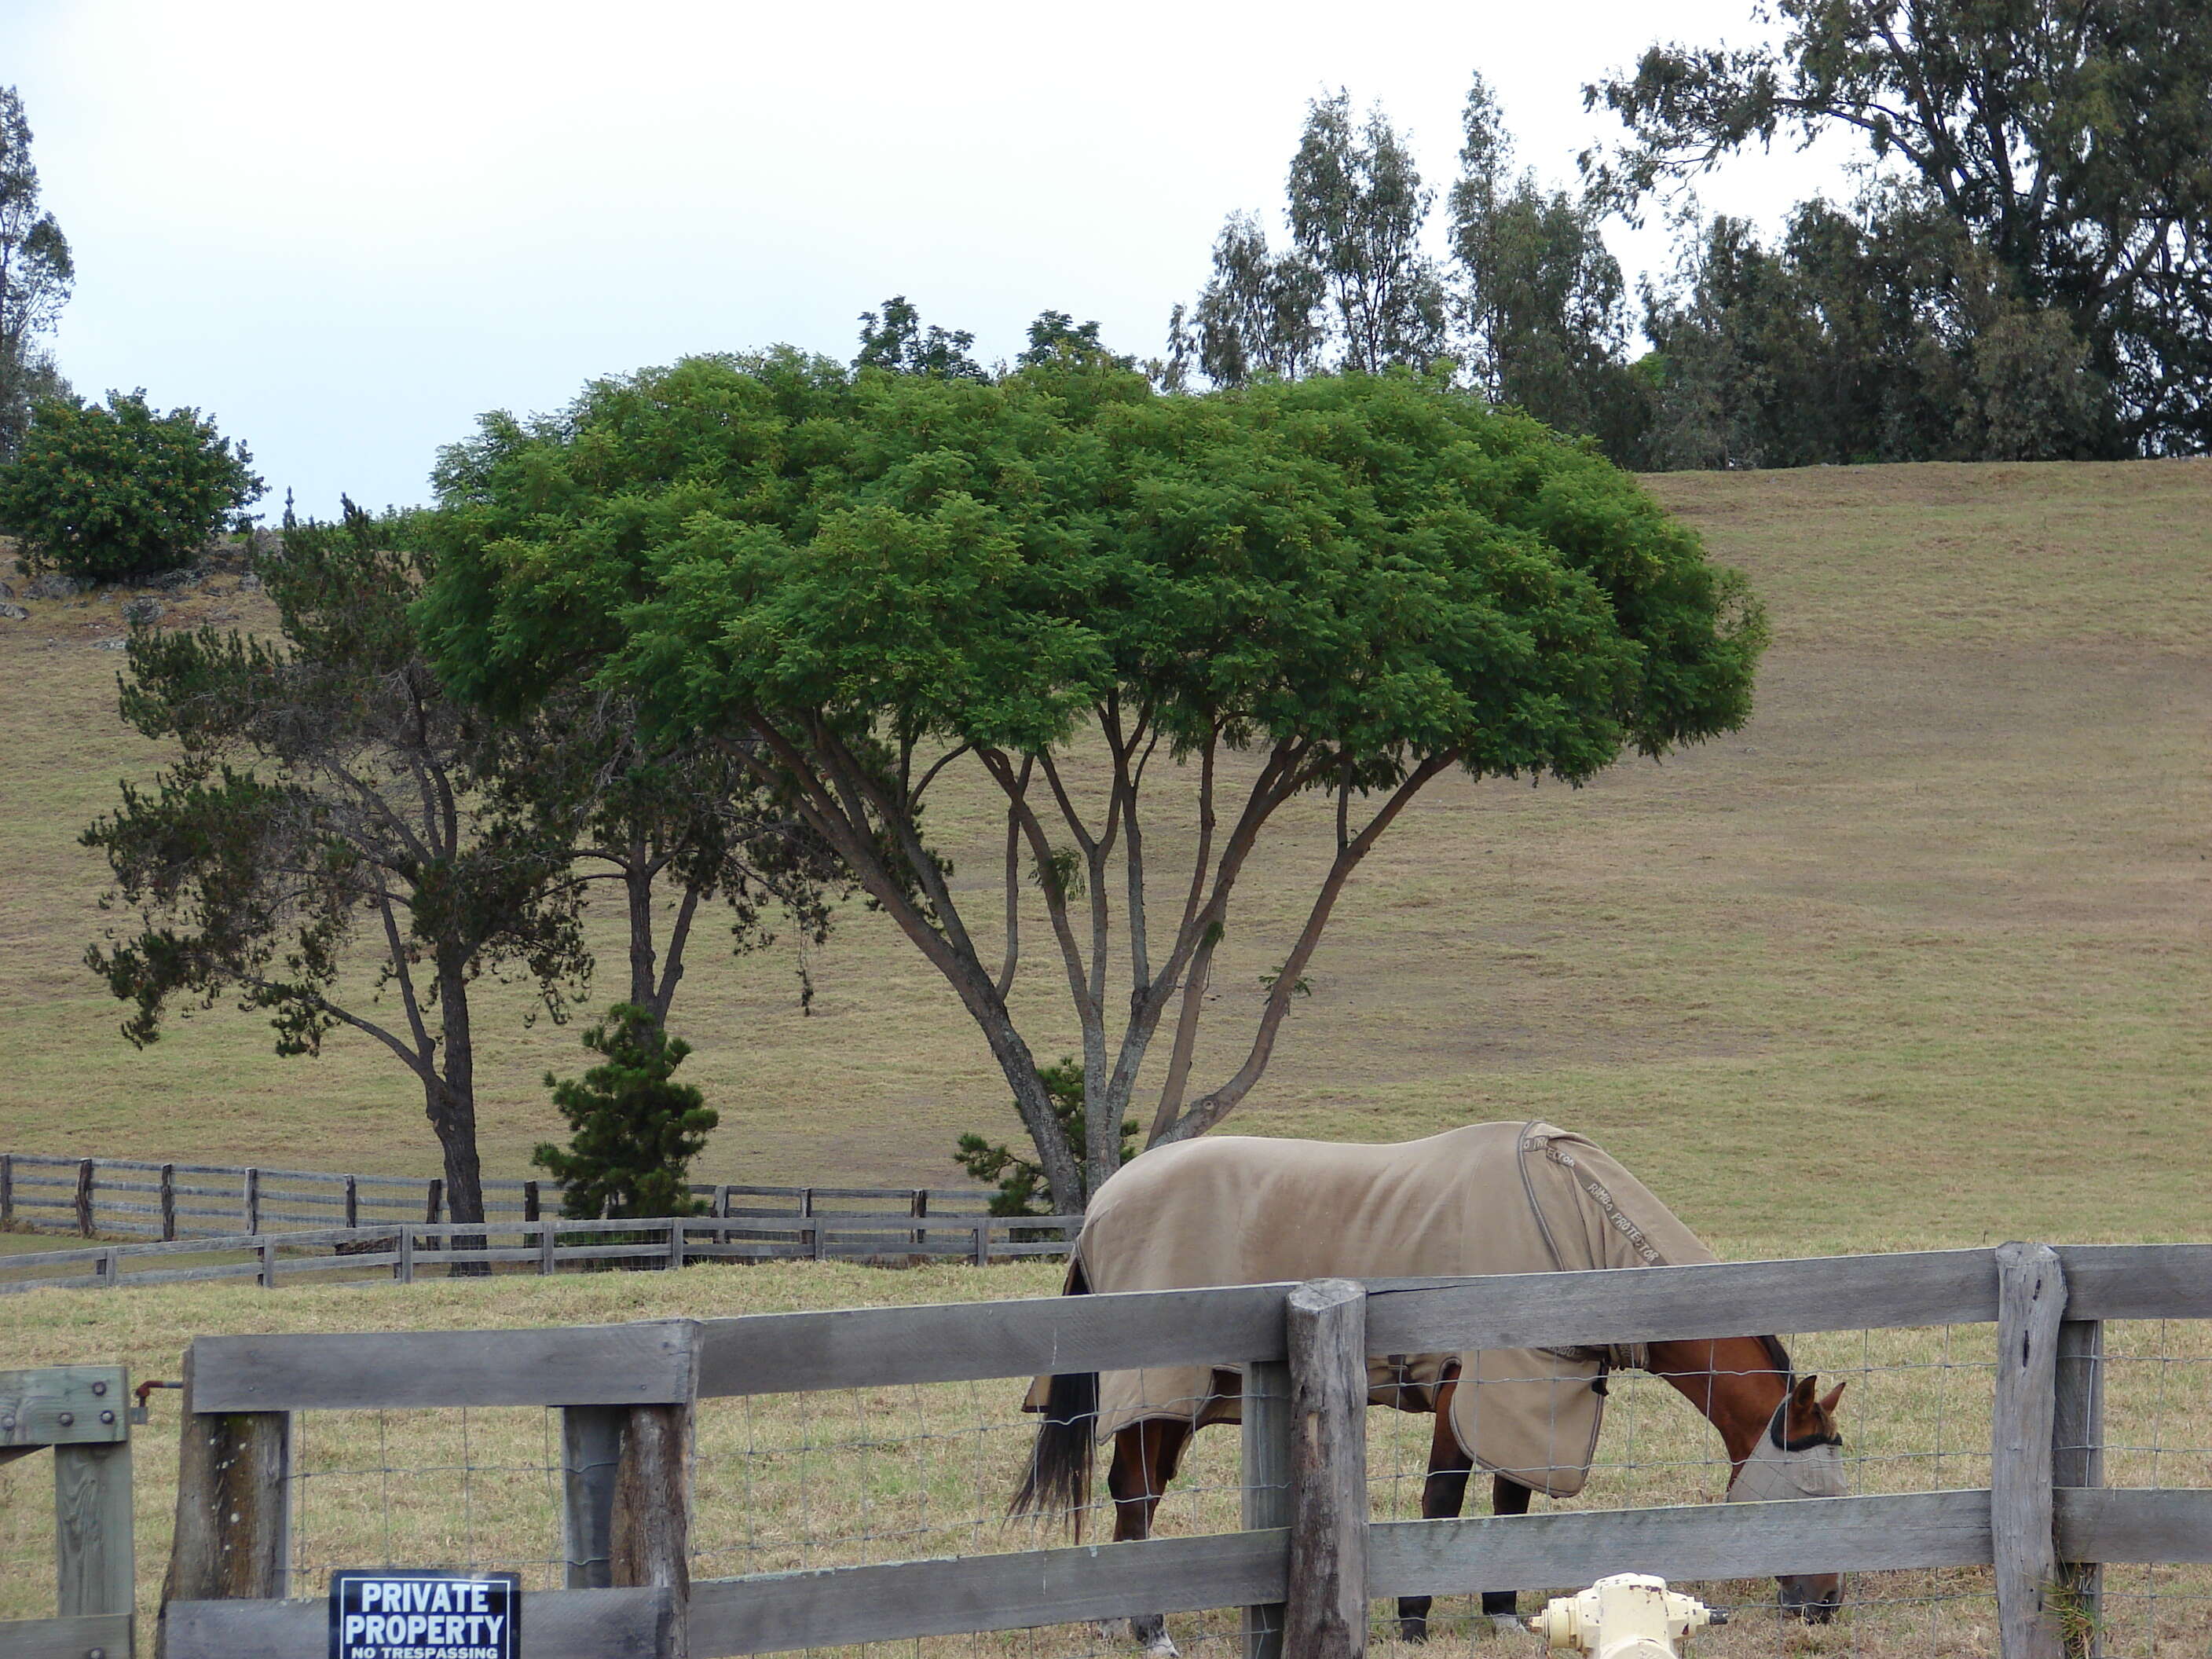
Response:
1158,2,2212,470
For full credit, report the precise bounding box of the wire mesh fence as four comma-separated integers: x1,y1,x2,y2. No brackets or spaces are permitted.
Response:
246,1313,2212,1659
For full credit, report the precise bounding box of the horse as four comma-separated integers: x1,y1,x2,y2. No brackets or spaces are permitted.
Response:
1011,1122,1850,1652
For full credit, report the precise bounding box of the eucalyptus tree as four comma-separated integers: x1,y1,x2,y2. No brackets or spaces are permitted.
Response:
1451,75,1644,458
0,86,72,456
1188,212,1326,387
1588,0,2212,452
1288,91,1449,374
419,352,1766,1214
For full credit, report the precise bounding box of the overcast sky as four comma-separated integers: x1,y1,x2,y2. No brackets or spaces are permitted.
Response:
5,0,1859,515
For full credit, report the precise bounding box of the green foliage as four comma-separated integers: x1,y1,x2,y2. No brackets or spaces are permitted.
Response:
419,350,1763,1211
0,390,262,581
1017,310,1133,371
422,353,1760,783
954,1057,1131,1216
1452,75,1649,463
1591,0,2212,455
1639,189,2112,468
83,500,585,1222
855,296,987,380
1188,213,1326,387
1288,92,1448,373
0,86,73,460
534,1003,717,1220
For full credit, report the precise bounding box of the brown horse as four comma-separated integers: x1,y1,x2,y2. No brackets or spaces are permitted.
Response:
1017,1273,1847,1650
1011,1125,1851,1650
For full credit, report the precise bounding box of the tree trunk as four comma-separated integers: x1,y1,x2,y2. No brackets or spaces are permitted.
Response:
625,852,658,1013
428,963,490,1272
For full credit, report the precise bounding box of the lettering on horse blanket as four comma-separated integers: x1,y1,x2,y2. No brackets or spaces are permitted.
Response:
1035,1120,1714,1497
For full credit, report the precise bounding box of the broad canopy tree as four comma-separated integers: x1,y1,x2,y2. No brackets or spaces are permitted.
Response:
419,353,1765,1214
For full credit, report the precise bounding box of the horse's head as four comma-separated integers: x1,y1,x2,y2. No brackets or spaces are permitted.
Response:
1727,1372,1848,1621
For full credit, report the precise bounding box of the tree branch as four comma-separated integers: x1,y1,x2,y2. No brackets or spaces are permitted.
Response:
1158,749,1457,1144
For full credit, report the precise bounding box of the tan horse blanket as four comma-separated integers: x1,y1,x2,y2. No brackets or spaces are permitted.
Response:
1052,1120,1714,1498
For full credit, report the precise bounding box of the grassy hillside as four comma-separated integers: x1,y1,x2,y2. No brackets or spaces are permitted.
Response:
1,460,2206,1258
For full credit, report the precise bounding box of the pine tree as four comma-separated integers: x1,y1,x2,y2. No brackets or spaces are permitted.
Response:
534,1004,719,1220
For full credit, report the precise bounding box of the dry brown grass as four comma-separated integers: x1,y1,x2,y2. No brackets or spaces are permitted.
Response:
2,460,2209,1653
3,460,2207,1261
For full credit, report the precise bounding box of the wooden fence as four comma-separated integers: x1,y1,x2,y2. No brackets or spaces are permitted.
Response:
121,1241,2212,1659
0,1151,1038,1259
0,1211,1081,1295
0,1365,136,1659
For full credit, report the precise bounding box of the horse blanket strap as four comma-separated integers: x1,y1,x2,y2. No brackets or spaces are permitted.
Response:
1541,1342,1651,1372
1048,1119,1717,1499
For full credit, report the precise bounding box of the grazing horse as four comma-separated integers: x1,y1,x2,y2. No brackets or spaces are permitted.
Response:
1013,1122,1850,1652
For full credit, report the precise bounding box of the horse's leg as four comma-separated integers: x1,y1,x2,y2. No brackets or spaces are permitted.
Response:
1107,1419,1191,1655
1397,1382,1475,1643
1480,1477,1534,1628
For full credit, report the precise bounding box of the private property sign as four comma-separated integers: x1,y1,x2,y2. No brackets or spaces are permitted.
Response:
328,1569,520,1659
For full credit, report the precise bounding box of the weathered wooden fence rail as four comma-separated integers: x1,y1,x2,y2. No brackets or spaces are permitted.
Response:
59,1242,2212,1659
0,1212,1081,1295
0,1151,1013,1251
0,1366,136,1659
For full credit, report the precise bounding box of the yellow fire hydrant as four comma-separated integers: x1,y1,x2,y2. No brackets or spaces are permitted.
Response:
1529,1574,1722,1659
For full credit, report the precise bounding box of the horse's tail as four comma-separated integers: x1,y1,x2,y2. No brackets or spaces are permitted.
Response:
1011,1258,1097,1533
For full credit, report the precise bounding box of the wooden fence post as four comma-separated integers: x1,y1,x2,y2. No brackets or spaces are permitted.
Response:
258,1236,277,1290
562,1406,624,1590
910,1188,927,1247
159,1352,291,1659
667,1218,686,1272
540,1219,558,1276
613,1402,692,1658
1243,1348,1295,1659
242,1167,259,1235
1,1151,12,1225
1994,1241,2067,1659
160,1163,177,1240
396,1226,415,1284
713,1184,730,1220
343,1174,358,1229
1286,1280,1368,1659
523,1181,540,1223
52,1372,135,1635
2053,1316,2104,1658
75,1157,95,1236
424,1179,442,1254
972,1221,991,1267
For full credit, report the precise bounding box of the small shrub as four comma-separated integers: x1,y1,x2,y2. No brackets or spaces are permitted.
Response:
533,1004,718,1221
0,390,262,582
954,1057,1134,1218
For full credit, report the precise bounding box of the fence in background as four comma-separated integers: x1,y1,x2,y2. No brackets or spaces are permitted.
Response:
135,1241,2212,1659
0,1365,136,1659
0,1210,1079,1295
0,1150,1014,1249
